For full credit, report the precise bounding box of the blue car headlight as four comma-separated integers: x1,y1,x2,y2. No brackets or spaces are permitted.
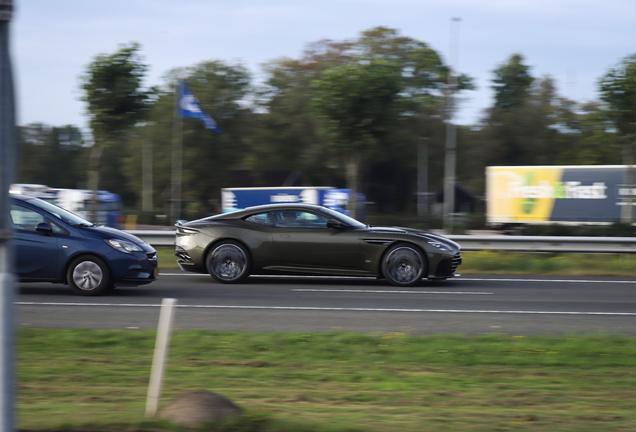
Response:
105,238,143,254
428,240,452,252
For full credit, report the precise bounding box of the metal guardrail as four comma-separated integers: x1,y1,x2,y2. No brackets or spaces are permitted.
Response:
447,235,636,254
128,230,176,247
126,230,636,254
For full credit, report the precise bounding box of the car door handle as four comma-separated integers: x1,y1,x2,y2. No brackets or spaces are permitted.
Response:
279,234,290,238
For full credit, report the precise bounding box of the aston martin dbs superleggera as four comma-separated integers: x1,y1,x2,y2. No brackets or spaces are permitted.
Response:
174,203,462,287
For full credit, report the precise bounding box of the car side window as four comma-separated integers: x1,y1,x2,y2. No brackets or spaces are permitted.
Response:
47,219,68,235
10,204,45,231
245,212,274,227
273,210,329,228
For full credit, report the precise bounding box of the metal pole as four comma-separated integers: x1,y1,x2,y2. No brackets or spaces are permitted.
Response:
0,1,16,431
142,133,153,212
417,137,428,217
443,17,461,234
171,82,183,224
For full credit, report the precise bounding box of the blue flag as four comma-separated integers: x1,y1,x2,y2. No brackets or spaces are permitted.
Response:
177,81,224,133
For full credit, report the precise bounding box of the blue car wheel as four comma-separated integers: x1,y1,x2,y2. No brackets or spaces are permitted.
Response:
67,256,112,296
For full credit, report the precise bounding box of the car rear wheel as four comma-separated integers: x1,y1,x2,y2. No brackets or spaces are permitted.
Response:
67,256,112,296
206,241,251,284
382,243,426,287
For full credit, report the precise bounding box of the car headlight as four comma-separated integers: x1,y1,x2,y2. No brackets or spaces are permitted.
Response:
428,240,452,251
105,238,143,254
177,227,200,234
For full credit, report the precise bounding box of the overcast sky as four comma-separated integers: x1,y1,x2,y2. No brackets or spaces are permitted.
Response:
10,0,636,132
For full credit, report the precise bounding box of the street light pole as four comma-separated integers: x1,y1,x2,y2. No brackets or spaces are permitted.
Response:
417,137,428,217
142,131,153,213
171,82,184,224
0,1,16,431
443,17,461,234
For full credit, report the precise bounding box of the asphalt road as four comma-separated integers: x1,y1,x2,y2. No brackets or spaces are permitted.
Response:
16,271,636,336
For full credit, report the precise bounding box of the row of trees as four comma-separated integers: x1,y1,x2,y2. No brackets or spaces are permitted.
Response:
15,27,636,220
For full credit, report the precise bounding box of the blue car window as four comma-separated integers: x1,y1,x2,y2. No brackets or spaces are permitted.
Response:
25,196,93,226
47,219,68,235
10,204,45,231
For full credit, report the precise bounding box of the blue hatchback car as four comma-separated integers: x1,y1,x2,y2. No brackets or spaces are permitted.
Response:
11,194,158,295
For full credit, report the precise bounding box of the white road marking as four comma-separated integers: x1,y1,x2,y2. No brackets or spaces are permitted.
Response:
15,302,636,316
292,289,492,295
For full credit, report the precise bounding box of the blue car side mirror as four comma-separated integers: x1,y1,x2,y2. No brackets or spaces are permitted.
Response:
35,222,53,236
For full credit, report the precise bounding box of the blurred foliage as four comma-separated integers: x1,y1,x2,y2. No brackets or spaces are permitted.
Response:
13,32,636,227
491,53,534,111
124,60,254,211
311,58,404,218
16,123,87,188
79,42,151,206
458,53,624,197
523,220,636,237
80,42,150,139
599,54,636,139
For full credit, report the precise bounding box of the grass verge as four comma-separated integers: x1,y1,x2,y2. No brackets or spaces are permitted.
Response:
19,329,636,431
459,251,636,277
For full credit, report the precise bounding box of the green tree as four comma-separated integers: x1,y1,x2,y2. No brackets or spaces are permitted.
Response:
125,60,253,215
16,123,87,188
80,42,149,211
248,57,329,183
491,53,534,111
249,39,363,186
567,102,621,165
253,27,474,215
599,53,636,222
311,58,404,218
479,54,538,166
356,27,474,111
599,54,636,139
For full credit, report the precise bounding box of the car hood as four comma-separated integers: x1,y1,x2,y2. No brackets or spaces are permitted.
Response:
367,226,461,250
79,225,154,250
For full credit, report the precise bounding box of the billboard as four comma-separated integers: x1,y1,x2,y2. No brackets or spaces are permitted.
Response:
487,165,635,224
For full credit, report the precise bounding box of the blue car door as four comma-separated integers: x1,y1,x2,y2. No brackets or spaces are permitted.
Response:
11,203,60,280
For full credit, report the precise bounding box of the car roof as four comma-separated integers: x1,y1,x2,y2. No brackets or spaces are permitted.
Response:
211,203,328,219
9,194,32,201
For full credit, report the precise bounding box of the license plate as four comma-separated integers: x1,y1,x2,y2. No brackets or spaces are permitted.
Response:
154,268,159,277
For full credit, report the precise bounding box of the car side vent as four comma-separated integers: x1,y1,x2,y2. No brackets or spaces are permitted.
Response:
368,229,407,234
363,239,395,246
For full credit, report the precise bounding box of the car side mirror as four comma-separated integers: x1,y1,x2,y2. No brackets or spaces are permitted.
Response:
35,222,53,236
327,219,349,230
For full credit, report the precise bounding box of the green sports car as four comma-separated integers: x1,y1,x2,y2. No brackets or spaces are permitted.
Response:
174,203,462,287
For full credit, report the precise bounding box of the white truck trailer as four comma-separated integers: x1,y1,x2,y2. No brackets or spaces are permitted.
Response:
486,165,636,229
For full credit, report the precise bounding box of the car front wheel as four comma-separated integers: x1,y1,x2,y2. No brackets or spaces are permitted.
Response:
382,244,426,287
206,241,251,284
67,256,112,296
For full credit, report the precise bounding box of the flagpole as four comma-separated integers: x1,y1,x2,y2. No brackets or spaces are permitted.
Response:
171,80,184,224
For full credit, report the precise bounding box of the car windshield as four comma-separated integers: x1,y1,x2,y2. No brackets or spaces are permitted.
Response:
25,197,94,227
320,207,367,229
